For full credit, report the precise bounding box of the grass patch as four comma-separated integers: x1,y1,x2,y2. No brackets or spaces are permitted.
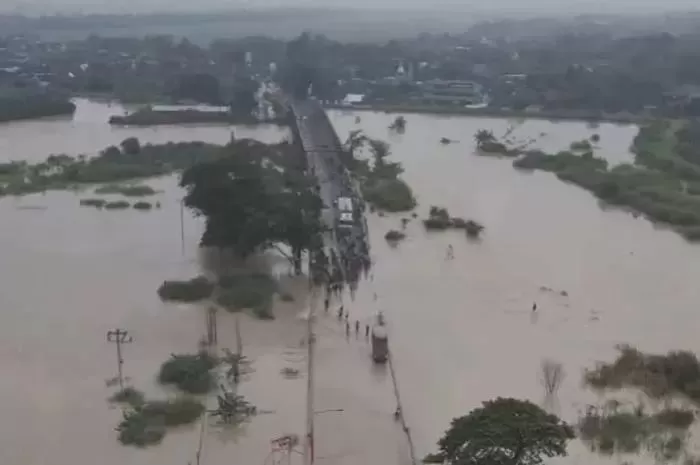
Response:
216,273,277,316
585,345,700,402
654,408,695,429
109,387,145,406
104,200,130,210
133,201,153,210
0,138,222,198
157,351,218,394
95,184,156,197
80,198,106,208
117,397,204,447
157,276,214,302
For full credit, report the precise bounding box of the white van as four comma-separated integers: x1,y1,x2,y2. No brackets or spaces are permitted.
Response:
338,211,354,227
337,196,353,213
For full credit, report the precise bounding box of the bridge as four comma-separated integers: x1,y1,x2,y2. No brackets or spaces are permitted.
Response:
288,98,370,285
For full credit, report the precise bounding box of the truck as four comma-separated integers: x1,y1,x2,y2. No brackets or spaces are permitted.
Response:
371,324,389,364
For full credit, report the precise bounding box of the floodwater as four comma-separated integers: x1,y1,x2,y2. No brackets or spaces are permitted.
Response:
0,99,696,465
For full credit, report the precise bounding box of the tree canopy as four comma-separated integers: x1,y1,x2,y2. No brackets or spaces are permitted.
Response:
180,139,323,272
426,397,574,465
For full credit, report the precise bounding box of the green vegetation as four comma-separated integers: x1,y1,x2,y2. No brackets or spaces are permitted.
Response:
425,397,574,465
585,345,700,402
0,93,75,123
109,387,145,406
95,184,156,197
104,200,130,209
157,351,218,394
157,276,214,302
579,403,692,459
343,132,416,212
389,115,406,132
384,229,406,241
474,129,515,156
0,137,222,198
423,206,484,237
507,121,700,241
109,108,281,126
133,201,153,210
570,139,593,152
79,198,107,208
216,273,277,317
116,397,205,447
181,139,324,275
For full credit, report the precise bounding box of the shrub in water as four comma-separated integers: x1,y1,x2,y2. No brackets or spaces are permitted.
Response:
133,201,152,210
157,276,214,302
654,408,695,429
216,273,276,313
104,200,130,210
384,229,406,241
117,397,204,447
110,387,145,406
158,351,218,394
80,198,106,208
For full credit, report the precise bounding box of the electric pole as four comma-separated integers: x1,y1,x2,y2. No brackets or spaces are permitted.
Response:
107,328,133,390
303,287,317,465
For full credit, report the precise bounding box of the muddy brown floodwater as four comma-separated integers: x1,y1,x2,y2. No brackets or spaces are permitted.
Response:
1,100,698,465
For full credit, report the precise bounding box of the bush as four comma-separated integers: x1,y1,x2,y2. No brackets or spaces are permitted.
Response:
95,184,156,197
585,345,700,402
423,217,451,230
478,140,513,155
133,201,153,210
80,198,106,208
363,178,416,212
157,276,214,302
110,387,145,406
654,408,695,429
570,139,593,152
384,229,406,241
117,397,204,447
216,273,277,313
104,200,130,210
158,352,218,394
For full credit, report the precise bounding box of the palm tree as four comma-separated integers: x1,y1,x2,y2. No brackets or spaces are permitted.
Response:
474,129,496,148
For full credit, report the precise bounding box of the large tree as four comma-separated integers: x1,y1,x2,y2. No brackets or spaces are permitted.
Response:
425,397,574,465
180,139,323,270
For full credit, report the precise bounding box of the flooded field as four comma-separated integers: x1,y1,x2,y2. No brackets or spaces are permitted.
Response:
1,99,698,465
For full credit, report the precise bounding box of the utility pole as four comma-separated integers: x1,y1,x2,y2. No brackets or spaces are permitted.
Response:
303,287,317,465
106,328,133,390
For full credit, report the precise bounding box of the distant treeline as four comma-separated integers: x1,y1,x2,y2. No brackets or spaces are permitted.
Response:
0,93,75,123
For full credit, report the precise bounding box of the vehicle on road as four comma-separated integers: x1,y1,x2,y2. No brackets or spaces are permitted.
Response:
337,196,353,212
338,211,354,228
371,325,388,363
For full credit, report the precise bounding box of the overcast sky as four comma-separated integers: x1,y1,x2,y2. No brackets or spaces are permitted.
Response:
3,0,700,15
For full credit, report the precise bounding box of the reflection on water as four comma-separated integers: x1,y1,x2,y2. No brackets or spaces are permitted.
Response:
1,100,697,465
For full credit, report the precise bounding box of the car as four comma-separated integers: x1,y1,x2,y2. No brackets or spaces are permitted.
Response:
338,211,354,227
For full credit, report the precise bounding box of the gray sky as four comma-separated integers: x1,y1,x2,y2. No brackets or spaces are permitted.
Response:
3,0,700,15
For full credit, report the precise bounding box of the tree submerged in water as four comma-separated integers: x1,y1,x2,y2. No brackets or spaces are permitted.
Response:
389,115,406,132
425,397,574,465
